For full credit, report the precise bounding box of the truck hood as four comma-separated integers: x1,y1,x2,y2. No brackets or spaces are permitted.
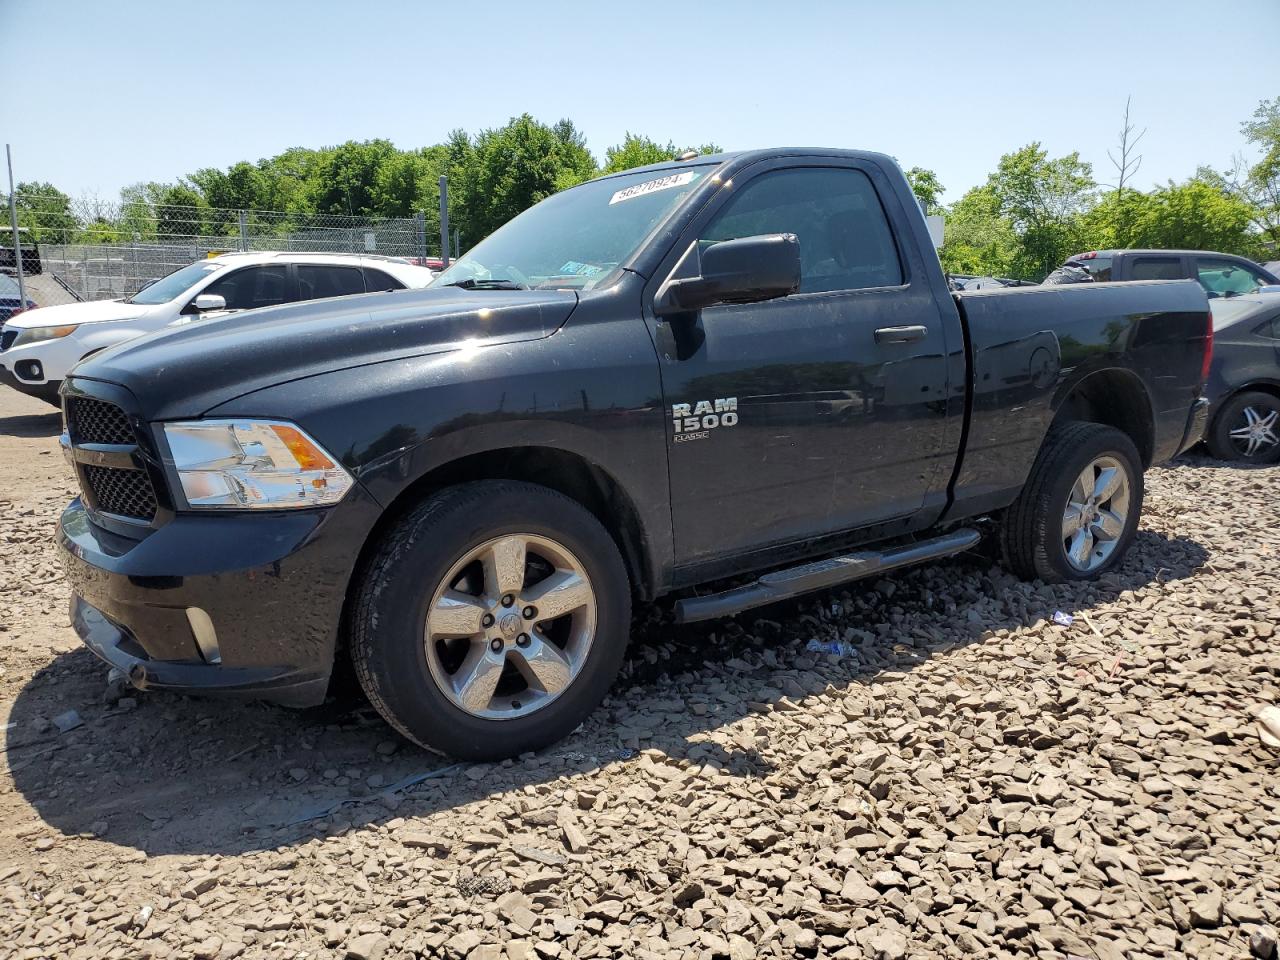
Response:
72,287,578,420
6,298,159,328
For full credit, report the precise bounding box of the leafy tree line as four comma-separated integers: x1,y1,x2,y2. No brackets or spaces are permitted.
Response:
936,95,1280,279
5,117,719,251
6,97,1278,278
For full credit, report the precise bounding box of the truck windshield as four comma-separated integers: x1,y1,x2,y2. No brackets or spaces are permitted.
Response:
435,165,713,291
128,261,224,305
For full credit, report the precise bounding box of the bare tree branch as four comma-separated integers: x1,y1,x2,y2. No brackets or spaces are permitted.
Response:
1106,96,1147,195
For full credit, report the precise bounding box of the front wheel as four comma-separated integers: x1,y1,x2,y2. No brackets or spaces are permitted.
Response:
1206,391,1280,464
350,481,630,760
998,422,1144,583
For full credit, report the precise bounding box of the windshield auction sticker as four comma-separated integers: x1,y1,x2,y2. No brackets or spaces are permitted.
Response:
609,171,697,205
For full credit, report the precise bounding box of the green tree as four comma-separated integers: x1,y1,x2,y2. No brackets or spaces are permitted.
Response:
10,181,77,244
939,184,1018,276
604,134,679,173
307,139,399,216
78,217,120,244
904,167,945,215
188,162,267,234
371,147,441,216
1127,180,1262,256
1080,188,1149,250
550,118,598,191
986,143,1095,278
117,182,167,242
603,134,722,174
454,114,598,241
1236,96,1280,245
189,161,269,210
154,184,210,239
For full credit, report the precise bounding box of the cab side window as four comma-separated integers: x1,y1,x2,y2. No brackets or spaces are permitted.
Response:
702,168,902,294
363,268,405,292
1196,257,1268,298
202,265,291,310
1130,257,1183,281
297,265,367,300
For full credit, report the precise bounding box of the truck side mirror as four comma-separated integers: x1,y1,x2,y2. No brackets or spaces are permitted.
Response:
192,293,227,312
654,233,801,316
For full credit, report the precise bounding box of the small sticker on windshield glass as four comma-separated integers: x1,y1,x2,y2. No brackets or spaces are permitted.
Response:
609,171,697,205
559,261,607,277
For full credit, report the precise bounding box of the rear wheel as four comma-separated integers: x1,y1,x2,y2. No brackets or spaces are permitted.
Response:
1206,391,1280,464
998,422,1144,583
350,481,630,760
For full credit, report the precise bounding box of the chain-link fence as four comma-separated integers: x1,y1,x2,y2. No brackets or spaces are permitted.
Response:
2,192,443,309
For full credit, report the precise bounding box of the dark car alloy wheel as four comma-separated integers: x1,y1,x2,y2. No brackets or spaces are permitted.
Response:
1227,401,1280,459
1208,391,1280,464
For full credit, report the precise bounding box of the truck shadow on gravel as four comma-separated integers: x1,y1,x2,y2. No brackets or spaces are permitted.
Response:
0,409,61,438
5,529,1207,858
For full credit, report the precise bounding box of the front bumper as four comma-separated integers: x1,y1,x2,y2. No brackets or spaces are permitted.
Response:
0,363,61,404
58,488,381,707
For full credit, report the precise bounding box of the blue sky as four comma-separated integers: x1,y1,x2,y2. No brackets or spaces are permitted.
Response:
3,0,1277,204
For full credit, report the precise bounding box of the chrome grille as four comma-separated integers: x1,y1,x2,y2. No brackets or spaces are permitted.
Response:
81,464,158,521
67,396,135,445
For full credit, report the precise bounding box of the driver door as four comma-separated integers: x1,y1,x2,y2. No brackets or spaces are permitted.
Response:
646,161,956,568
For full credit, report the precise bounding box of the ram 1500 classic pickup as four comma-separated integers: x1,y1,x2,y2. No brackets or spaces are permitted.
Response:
57,149,1212,759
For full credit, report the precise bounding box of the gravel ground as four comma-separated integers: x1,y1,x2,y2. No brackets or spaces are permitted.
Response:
1,384,1277,960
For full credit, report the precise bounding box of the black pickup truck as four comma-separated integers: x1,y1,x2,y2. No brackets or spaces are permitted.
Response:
58,149,1211,759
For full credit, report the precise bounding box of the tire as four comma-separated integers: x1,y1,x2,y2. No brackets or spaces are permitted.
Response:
998,422,1144,583
350,480,630,760
1206,391,1280,464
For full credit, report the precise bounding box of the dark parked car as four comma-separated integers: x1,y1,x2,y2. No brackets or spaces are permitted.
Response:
57,148,1211,760
1203,295,1280,463
0,226,43,275
1064,249,1277,297
0,273,37,324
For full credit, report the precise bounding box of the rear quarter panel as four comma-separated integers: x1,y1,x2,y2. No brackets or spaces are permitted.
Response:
949,279,1208,518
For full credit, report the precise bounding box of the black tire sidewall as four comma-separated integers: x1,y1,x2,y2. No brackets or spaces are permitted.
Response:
1036,428,1143,582
1209,392,1280,464
355,482,630,760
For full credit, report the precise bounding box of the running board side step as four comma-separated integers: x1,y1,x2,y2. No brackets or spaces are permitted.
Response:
673,528,982,624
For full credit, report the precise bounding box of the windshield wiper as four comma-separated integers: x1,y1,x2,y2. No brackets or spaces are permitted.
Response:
440,278,528,290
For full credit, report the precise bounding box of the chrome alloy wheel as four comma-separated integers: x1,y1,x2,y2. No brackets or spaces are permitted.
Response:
1061,456,1131,572
1228,404,1280,459
424,534,596,720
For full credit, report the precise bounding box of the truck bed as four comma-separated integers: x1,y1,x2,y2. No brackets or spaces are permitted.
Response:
946,278,1211,520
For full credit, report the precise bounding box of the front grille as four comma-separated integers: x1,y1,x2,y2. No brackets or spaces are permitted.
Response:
65,392,162,524
82,464,158,521
0,329,16,352
67,396,135,445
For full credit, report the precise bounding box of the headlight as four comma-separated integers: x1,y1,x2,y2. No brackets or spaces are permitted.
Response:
11,324,79,347
162,419,354,509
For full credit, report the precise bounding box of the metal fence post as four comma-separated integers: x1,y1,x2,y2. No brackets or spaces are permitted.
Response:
238,210,248,252
5,144,27,307
454,229,460,260
415,211,426,263
438,176,450,268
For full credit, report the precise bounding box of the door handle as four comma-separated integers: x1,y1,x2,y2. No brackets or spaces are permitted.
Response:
874,325,928,344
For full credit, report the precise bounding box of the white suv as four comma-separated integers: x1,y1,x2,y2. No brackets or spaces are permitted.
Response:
0,252,434,406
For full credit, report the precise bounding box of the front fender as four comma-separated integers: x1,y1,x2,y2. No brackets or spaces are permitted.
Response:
207,309,673,592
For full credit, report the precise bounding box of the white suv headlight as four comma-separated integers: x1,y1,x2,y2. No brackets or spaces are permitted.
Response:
162,420,354,509
12,324,79,347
